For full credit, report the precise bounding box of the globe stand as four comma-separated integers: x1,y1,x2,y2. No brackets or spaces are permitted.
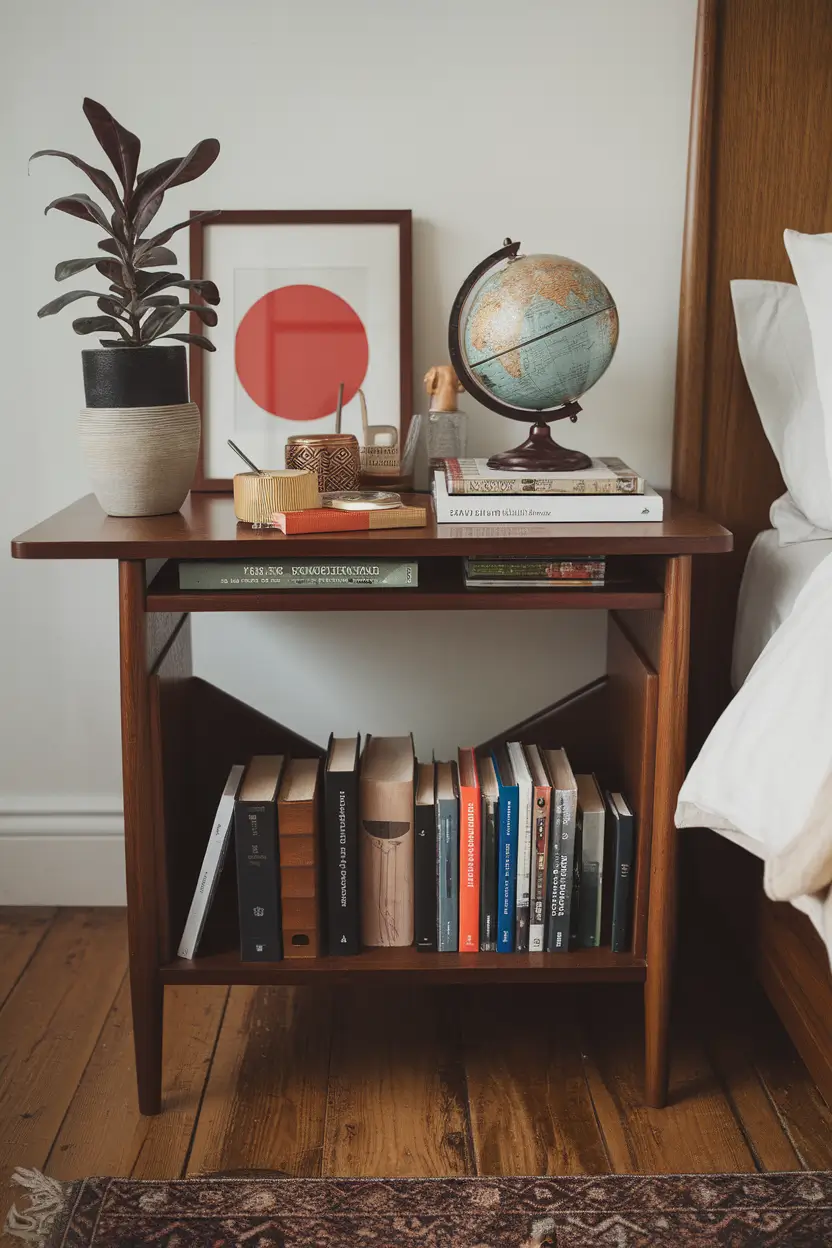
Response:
486,406,592,473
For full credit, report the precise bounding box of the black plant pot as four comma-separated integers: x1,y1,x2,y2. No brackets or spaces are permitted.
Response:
82,344,189,408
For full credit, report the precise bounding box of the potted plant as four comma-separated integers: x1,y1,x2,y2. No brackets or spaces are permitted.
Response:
32,98,220,516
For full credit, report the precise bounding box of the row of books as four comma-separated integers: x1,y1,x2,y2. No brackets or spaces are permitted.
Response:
464,557,607,589
177,737,635,962
433,457,664,524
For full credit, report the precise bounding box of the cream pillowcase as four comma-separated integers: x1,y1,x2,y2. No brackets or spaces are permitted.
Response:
731,278,832,543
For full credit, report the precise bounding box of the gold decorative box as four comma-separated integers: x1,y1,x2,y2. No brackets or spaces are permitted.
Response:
285,433,362,493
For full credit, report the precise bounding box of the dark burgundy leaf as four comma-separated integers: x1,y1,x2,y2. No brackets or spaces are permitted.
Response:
97,238,121,255
140,305,187,341
138,294,180,309
44,193,113,233
133,192,164,238
136,246,178,268
30,149,123,214
54,257,101,281
98,338,128,347
37,289,103,317
161,332,216,351
134,157,180,200
97,296,127,317
180,302,219,327
82,98,140,199
131,140,219,219
72,314,130,337
135,270,184,297
166,278,220,305
110,210,128,244
95,258,127,286
137,209,219,253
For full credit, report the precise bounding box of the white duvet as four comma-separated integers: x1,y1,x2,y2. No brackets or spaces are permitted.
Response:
675,550,832,963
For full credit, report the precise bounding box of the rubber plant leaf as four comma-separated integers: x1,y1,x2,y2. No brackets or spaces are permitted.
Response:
29,150,123,215
82,98,140,201
44,194,113,233
72,314,131,338
54,257,103,281
162,331,216,351
37,289,105,317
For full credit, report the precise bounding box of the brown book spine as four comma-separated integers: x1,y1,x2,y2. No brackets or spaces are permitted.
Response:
277,767,321,958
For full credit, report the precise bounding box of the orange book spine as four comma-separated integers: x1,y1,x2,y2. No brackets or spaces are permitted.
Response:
271,509,367,534
458,750,481,953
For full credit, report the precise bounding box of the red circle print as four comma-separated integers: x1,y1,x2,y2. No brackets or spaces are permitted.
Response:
235,284,369,421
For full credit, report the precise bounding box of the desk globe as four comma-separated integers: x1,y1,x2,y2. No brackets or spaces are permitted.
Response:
448,239,619,472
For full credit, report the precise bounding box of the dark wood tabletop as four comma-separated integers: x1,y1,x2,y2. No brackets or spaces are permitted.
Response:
11,491,732,559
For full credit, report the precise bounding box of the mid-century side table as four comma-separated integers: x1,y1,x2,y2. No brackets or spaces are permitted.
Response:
11,491,731,1114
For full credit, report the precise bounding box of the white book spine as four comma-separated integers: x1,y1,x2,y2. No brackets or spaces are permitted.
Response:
433,472,663,523
177,764,245,960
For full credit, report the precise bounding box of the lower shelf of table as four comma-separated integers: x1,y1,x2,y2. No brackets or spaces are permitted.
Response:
160,946,647,986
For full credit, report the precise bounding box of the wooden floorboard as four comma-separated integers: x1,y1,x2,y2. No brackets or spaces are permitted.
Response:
462,986,610,1175
186,986,331,1177
0,907,828,1186
0,909,127,1201
322,986,473,1177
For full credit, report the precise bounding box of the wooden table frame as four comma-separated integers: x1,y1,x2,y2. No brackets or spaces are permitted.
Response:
12,491,731,1115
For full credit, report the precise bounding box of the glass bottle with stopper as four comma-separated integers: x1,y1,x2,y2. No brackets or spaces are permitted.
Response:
448,238,619,472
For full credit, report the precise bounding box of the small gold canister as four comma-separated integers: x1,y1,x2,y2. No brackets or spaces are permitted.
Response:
285,433,362,493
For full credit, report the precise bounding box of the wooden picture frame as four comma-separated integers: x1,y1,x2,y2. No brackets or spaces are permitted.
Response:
189,209,413,492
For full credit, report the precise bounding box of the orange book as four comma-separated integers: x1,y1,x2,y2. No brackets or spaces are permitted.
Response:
457,748,481,953
262,506,427,534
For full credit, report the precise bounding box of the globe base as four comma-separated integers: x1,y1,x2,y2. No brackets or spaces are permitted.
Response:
487,420,591,474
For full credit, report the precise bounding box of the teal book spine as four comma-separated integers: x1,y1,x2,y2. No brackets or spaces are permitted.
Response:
436,779,459,953
179,559,418,589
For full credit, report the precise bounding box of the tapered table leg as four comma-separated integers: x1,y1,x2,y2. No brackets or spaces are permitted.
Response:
644,555,691,1108
119,559,164,1115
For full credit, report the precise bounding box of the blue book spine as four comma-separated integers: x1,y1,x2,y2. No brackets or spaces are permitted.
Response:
493,754,519,953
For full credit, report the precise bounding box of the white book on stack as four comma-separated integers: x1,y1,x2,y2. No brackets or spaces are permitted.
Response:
432,470,664,524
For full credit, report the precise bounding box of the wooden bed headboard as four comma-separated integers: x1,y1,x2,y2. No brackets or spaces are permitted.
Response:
672,0,832,1108
672,0,832,745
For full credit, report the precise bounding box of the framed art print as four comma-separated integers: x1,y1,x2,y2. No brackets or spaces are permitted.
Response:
189,209,412,490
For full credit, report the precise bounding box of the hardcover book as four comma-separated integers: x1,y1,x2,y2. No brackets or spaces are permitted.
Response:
576,774,607,949
464,577,605,589
179,558,418,590
524,745,553,953
477,755,499,952
234,755,285,962
433,471,664,524
465,558,606,581
443,456,645,496
436,761,460,953
359,736,415,947
324,735,360,955
457,748,481,953
492,745,519,954
178,763,245,960
507,742,533,952
414,762,437,952
607,790,635,953
277,758,321,958
543,748,578,953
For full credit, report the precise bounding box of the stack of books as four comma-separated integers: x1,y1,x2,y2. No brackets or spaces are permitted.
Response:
178,739,636,962
464,556,606,589
432,457,663,524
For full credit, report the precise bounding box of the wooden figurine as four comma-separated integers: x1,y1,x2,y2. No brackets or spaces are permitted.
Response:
424,364,464,413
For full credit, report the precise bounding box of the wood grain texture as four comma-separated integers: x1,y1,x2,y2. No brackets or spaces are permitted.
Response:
119,560,165,1115
11,491,732,560
322,987,473,1177
0,910,127,1195
644,556,691,1107
46,978,227,1180
186,987,331,1177
581,986,756,1173
0,908,55,1010
463,987,610,1175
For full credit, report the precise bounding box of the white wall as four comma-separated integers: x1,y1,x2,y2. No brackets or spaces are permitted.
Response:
0,0,697,902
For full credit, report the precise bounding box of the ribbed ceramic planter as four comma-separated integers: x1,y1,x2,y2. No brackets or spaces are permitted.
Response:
79,403,201,517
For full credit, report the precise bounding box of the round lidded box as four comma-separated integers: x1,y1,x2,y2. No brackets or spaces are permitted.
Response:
285,433,362,493
233,469,320,524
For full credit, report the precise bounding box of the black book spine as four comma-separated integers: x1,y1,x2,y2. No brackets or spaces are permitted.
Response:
480,795,498,951
611,807,635,953
324,768,360,955
415,800,437,951
545,791,578,953
234,799,282,961
569,818,583,951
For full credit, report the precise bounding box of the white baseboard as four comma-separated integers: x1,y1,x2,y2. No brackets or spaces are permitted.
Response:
0,798,126,905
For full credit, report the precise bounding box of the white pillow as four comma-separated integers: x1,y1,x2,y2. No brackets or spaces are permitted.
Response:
731,279,832,543
785,228,832,473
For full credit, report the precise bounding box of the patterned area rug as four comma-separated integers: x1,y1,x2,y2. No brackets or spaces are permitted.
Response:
5,1167,832,1247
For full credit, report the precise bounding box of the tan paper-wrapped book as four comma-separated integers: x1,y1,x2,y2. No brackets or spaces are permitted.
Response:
359,736,415,947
